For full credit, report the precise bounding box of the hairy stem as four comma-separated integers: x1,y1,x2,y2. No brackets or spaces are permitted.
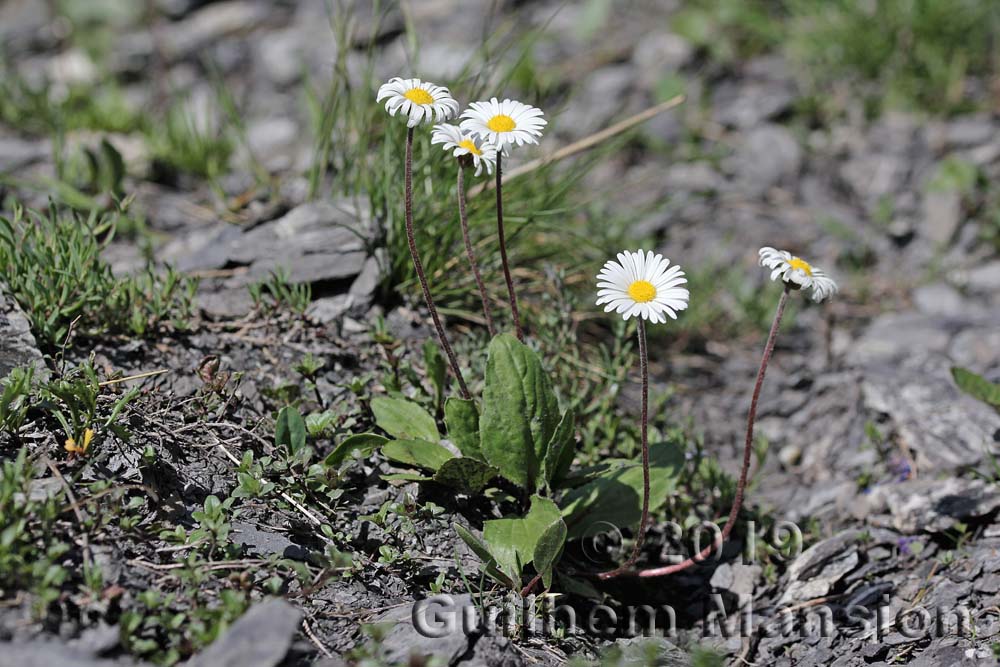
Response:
598,318,649,580
634,285,790,578
404,128,470,399
457,163,496,336
495,152,524,342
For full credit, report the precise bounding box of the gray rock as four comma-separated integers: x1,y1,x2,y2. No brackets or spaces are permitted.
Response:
224,200,371,286
68,623,120,657
849,312,952,366
246,117,300,172
779,531,861,604
417,43,478,81
712,56,795,129
664,162,724,192
865,478,1000,533
911,283,966,317
964,260,1000,294
921,190,963,245
0,284,46,379
231,521,309,560
0,642,145,667
561,65,635,136
306,295,354,325
161,2,270,62
349,254,384,304
839,153,908,203
710,562,762,598
611,637,690,666
730,124,802,195
944,114,995,148
632,32,693,86
857,340,1000,470
186,598,302,667
375,594,475,664
0,134,51,173
198,288,256,320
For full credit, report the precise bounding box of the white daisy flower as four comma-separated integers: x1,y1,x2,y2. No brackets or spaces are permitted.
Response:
460,97,546,152
758,247,838,302
596,250,689,324
376,77,459,128
431,123,498,176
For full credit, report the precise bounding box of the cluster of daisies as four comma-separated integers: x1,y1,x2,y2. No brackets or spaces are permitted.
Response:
376,77,546,176
375,77,838,328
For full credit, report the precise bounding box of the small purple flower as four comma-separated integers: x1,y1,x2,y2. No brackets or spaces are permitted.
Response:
889,457,912,482
897,536,919,555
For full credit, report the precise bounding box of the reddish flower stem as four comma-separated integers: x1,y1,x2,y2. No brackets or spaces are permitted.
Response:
495,152,524,342
598,318,649,580
633,284,790,578
404,128,470,399
457,162,496,337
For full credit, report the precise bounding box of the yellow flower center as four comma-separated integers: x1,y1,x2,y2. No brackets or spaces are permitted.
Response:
458,139,482,156
404,88,434,105
487,114,516,132
627,280,657,303
788,257,813,276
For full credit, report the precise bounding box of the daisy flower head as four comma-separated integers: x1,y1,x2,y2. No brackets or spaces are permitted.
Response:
596,250,689,324
759,247,838,302
431,123,498,176
376,77,459,128
460,97,546,152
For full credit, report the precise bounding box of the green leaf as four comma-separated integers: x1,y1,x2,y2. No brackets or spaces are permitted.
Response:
454,523,514,588
952,367,1000,408
556,572,601,599
275,406,307,454
432,457,498,493
423,339,446,407
324,433,387,468
483,495,561,581
543,409,576,487
381,439,453,472
371,397,440,442
480,334,560,491
445,397,482,461
532,519,567,590
561,441,685,539
381,472,431,483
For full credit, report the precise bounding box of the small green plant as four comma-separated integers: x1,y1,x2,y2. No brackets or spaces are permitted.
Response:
232,451,276,499
189,495,236,558
248,269,312,315
40,360,140,457
0,366,35,436
0,449,70,613
120,588,249,666
0,202,198,348
146,96,233,182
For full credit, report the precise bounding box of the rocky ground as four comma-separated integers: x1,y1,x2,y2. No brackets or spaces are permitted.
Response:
1,0,1000,666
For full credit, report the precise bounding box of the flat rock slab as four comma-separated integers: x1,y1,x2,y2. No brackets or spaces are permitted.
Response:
0,642,146,667
0,284,46,378
850,311,1000,471
779,530,862,605
166,200,373,289
865,477,1000,533
185,598,302,667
